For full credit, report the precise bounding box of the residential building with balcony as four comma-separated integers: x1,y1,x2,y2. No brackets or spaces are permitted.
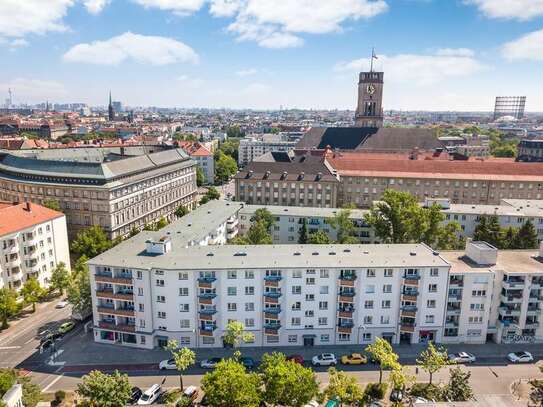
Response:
238,134,298,167
0,201,70,291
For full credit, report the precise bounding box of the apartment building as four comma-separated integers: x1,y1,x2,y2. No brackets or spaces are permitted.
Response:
238,134,297,166
0,146,198,239
177,141,214,184
238,198,543,245
0,202,70,291
518,139,543,162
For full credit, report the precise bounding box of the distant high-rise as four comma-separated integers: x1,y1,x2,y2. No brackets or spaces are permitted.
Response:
355,49,383,128
494,96,526,120
108,91,115,121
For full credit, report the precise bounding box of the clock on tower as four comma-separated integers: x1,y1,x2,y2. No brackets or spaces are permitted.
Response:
355,71,384,128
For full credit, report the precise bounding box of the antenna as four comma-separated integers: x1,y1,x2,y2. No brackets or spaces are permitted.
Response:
8,88,13,108
370,47,376,73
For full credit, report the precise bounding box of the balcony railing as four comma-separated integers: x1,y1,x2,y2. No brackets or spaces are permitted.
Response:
198,276,217,283
199,309,217,315
339,274,357,281
200,325,217,332
338,321,354,328
264,275,282,282
338,291,355,297
263,323,281,330
404,274,420,281
401,305,417,312
264,307,281,314
403,290,418,297
264,292,282,299
198,293,217,299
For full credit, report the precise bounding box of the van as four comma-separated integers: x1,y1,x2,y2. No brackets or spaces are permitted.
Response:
137,384,161,405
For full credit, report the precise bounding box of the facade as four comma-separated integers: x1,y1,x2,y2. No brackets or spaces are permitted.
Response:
177,141,214,184
355,71,384,128
0,202,70,291
0,146,198,239
238,134,297,166
518,139,543,162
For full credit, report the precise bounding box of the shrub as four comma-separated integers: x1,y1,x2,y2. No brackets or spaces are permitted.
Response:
176,395,192,407
54,390,66,402
409,383,444,401
364,382,388,400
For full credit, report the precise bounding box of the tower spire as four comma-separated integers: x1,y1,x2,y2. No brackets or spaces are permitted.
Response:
370,47,377,72
108,90,115,121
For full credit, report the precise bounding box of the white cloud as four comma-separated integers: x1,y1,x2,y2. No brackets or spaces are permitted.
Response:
83,0,110,14
0,0,73,38
241,82,271,94
335,49,487,85
176,75,205,88
63,32,199,65
502,29,543,61
236,68,258,76
220,0,388,48
0,78,67,102
465,0,543,21
132,0,206,15
0,38,29,51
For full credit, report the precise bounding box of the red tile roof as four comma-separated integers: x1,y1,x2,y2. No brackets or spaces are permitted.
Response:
177,141,212,157
327,152,543,182
0,202,65,237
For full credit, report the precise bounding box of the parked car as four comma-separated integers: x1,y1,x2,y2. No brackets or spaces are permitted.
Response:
240,357,255,369
58,321,75,334
303,401,319,407
159,359,176,370
183,385,199,401
341,353,367,365
507,351,534,363
137,384,161,405
413,397,430,404
287,354,304,364
448,352,476,364
389,388,404,402
311,353,337,367
200,357,222,369
55,300,68,309
128,387,142,404
39,332,61,346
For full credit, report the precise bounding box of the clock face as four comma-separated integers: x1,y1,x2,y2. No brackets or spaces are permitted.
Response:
367,84,376,95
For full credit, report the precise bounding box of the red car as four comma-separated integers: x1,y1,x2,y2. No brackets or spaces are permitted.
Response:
287,354,304,364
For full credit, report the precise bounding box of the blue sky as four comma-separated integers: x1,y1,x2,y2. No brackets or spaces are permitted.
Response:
1,0,543,111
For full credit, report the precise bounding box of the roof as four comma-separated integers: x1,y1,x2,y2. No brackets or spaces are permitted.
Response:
0,202,64,237
441,250,543,275
89,241,449,271
296,127,443,152
327,151,543,182
177,141,213,157
240,204,368,219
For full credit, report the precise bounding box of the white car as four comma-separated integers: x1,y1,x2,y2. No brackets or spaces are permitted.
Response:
311,353,337,367
200,357,222,369
158,358,176,370
507,351,534,363
137,384,161,405
448,352,476,364
55,301,68,309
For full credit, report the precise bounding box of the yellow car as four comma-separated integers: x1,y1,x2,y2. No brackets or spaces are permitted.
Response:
340,353,367,365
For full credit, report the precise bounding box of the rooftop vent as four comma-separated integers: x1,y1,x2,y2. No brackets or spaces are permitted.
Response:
207,253,214,257
329,252,336,255
234,252,247,257
312,252,319,256
410,252,417,256
343,249,351,253
293,252,301,256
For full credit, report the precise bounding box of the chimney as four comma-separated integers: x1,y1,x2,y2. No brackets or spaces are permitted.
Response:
25,201,31,212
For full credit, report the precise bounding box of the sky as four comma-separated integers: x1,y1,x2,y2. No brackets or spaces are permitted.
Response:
1,0,543,111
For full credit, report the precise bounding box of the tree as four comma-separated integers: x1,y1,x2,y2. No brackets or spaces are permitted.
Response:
416,342,450,385
219,139,241,162
77,370,132,407
175,205,189,218
20,278,43,312
201,359,261,407
50,262,70,295
215,150,237,184
298,218,308,244
323,368,364,406
0,288,18,329
164,340,196,391
42,199,61,212
225,126,244,140
365,338,399,384
231,220,272,245
502,226,518,249
223,320,255,352
251,208,274,232
307,230,333,244
196,166,206,186
200,186,221,205
473,216,488,243
443,367,473,401
329,209,358,243
155,217,168,230
67,256,92,315
71,225,113,259
515,220,538,249
260,352,319,407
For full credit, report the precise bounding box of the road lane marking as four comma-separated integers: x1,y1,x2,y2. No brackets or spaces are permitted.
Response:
0,346,21,350
43,374,64,392
24,337,36,345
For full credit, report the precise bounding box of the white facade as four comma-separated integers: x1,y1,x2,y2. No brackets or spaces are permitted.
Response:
193,154,214,185
238,135,297,166
0,204,70,291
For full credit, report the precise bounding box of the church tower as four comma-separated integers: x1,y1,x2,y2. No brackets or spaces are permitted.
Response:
108,90,115,121
355,49,384,128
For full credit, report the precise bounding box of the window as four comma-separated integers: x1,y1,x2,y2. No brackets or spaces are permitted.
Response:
384,268,393,277
467,329,482,337
472,290,486,297
318,317,327,326
320,269,329,278
288,335,297,343
366,269,376,277
202,337,215,345
365,285,375,294
138,287,144,296
427,300,436,308
468,316,483,324
227,303,237,311
306,277,315,285
180,319,190,328
245,318,255,327
364,316,373,325
430,268,439,276
319,301,328,310
364,300,374,309
425,315,435,323
381,316,390,324
245,302,254,311
227,270,237,279
292,286,301,294
381,300,391,309
305,310,314,317
138,303,144,312
245,286,255,295
428,284,437,293
136,270,143,279
292,302,301,310
292,270,302,278
470,303,484,311
179,337,190,345
179,287,188,296
155,270,164,276
139,319,145,328
227,287,237,296
157,295,165,303
245,270,254,279
179,304,189,312
383,284,392,293
320,334,330,343
338,333,351,342
362,333,372,342
291,317,301,326
319,286,329,294
306,269,316,275
178,272,188,280
158,311,166,319
267,336,279,343
156,279,164,287
305,294,315,301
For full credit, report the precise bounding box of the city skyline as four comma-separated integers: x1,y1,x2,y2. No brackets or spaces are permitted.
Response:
2,0,543,111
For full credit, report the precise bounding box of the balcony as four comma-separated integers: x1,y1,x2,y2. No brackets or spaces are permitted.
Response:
200,325,217,336
338,321,354,328
264,275,282,282
97,306,135,317
264,323,281,335
501,294,523,304
404,274,421,281
446,306,461,315
532,280,543,289
96,289,133,301
198,276,217,283
525,321,540,328
263,292,282,299
95,273,132,285
445,320,459,328
264,307,281,315
400,324,415,333
338,326,352,334
98,321,135,333
449,278,464,287
338,278,355,287
401,305,418,312
3,243,18,254
401,292,418,302
339,274,357,281
338,308,354,318
503,280,525,289
448,294,462,302
499,307,521,317
527,307,542,316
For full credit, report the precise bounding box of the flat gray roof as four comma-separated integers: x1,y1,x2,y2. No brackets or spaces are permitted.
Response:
240,204,368,219
441,250,543,274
